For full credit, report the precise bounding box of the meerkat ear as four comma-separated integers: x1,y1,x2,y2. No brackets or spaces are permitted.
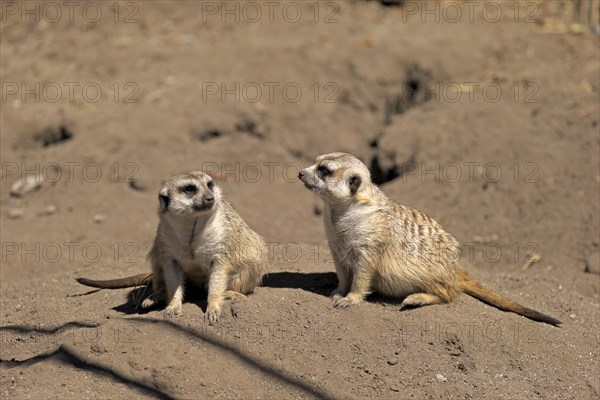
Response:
158,188,170,210
348,174,361,194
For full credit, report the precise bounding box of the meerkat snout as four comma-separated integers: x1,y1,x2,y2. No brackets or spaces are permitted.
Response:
159,172,220,215
299,154,370,201
193,193,215,211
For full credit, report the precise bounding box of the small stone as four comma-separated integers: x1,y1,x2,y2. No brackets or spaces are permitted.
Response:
436,373,448,383
313,205,323,216
10,175,43,197
93,214,106,224
39,205,57,216
389,386,400,392
7,208,24,219
387,358,399,366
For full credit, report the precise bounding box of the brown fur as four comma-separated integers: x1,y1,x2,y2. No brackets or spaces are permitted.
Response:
299,152,561,326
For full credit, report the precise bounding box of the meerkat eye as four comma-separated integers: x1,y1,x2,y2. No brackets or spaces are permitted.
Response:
180,184,198,195
207,180,214,190
317,165,331,177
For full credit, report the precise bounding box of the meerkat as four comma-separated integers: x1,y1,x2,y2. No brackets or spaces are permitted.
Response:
298,152,561,326
76,171,267,322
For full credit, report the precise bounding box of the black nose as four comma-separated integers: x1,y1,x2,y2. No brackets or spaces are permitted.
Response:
203,195,214,204
298,171,305,179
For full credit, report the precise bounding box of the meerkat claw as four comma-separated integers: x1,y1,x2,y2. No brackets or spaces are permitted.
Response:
332,295,361,309
164,305,182,318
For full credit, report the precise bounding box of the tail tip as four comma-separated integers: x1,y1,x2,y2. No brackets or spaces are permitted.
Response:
537,313,562,327
548,317,562,327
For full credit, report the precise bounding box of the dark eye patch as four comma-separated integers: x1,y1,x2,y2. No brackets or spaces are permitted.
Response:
317,165,332,177
180,184,198,195
207,180,214,190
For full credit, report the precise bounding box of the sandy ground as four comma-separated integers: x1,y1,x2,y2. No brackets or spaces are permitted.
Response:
1,1,599,399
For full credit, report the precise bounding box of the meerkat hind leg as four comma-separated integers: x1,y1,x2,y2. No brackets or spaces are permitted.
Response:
224,290,247,300
400,293,445,310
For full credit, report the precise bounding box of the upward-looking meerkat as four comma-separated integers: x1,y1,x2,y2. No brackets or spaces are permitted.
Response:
299,152,561,326
77,171,267,322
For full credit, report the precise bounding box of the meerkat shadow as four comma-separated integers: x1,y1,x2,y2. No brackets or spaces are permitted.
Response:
260,272,338,297
112,280,209,315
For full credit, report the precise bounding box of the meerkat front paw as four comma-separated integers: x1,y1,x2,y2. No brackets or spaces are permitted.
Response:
164,304,182,318
331,293,362,309
205,303,221,323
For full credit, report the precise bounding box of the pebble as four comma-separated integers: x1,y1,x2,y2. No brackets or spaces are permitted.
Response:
387,358,399,366
10,175,43,197
389,386,400,392
93,214,106,224
7,208,24,219
436,373,448,383
39,205,57,216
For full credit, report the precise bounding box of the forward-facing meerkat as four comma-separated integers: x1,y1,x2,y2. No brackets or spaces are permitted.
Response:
76,171,267,322
298,152,561,326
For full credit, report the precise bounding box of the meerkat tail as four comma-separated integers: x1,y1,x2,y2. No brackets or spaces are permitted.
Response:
457,270,561,327
76,273,152,289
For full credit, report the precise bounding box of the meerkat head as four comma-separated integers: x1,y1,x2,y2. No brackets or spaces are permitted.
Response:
158,171,221,216
298,153,372,203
